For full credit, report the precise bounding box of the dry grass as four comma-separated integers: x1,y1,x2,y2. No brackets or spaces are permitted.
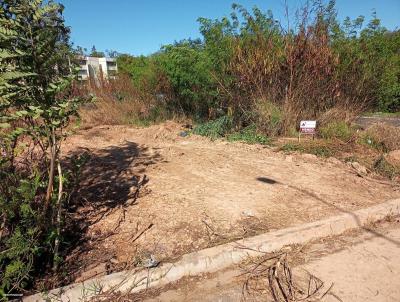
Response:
78,75,160,127
363,123,400,152
240,247,338,302
223,4,370,136
80,98,143,126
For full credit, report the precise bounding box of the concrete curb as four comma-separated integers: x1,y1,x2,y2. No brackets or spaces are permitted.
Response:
25,198,400,301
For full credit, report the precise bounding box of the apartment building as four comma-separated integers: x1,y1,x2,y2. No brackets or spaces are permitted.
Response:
78,56,117,81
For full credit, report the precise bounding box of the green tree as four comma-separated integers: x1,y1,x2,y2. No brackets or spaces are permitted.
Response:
0,0,86,295
158,40,218,118
117,54,159,92
332,13,400,111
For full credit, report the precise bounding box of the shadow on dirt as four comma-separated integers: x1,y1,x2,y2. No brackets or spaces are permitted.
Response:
55,141,163,286
72,141,156,208
256,177,278,184
256,176,400,247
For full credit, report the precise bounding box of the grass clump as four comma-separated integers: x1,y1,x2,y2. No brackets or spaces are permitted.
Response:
281,141,335,158
193,116,233,140
373,156,399,180
319,121,354,141
281,142,305,153
344,155,358,163
227,125,270,145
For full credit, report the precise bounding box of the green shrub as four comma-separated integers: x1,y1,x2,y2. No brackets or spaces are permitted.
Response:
1,0,87,295
227,125,270,145
319,121,354,141
309,145,335,158
280,142,334,158
0,170,44,294
344,155,358,163
158,40,218,118
193,116,233,139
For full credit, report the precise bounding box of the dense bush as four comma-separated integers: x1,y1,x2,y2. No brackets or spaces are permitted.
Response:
157,40,218,118
0,0,86,297
115,1,399,134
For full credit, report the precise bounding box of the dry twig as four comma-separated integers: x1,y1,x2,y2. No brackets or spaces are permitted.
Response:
241,250,339,302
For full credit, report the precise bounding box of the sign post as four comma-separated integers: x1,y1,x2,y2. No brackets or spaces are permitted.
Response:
299,120,316,142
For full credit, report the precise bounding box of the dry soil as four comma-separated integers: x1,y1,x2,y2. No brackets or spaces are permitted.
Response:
61,122,400,283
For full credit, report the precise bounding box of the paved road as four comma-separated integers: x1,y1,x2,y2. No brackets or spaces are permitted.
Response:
355,116,400,128
146,223,400,302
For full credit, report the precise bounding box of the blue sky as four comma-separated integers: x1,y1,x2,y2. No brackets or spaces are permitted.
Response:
59,0,400,56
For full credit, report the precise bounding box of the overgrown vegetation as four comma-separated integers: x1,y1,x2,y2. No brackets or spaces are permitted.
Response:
105,0,399,135
78,74,170,126
319,121,354,141
192,117,270,144
0,0,86,297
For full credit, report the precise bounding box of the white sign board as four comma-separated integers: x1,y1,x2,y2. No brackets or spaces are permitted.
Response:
300,120,316,134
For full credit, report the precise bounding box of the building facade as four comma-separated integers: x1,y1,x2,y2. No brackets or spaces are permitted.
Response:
78,56,117,81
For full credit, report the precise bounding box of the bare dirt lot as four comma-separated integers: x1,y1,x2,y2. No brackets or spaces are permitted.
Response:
59,122,400,285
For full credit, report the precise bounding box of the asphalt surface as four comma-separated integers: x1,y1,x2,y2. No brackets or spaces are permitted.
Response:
355,116,400,128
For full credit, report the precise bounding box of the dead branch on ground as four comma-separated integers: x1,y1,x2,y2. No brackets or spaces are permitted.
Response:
241,250,341,302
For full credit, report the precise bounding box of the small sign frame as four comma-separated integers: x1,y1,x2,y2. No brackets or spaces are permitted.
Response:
298,120,316,141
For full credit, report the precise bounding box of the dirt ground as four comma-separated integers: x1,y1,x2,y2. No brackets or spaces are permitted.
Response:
59,122,400,285
142,217,400,302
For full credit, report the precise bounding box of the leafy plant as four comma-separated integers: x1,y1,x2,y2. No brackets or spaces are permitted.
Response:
158,40,218,118
0,0,87,296
193,116,233,139
227,125,270,145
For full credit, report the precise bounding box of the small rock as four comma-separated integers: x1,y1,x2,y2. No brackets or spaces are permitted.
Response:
242,210,255,217
143,255,159,268
179,131,188,137
109,258,119,265
351,161,368,176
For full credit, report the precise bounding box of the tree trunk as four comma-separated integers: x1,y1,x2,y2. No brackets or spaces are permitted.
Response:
53,161,63,270
45,129,56,211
